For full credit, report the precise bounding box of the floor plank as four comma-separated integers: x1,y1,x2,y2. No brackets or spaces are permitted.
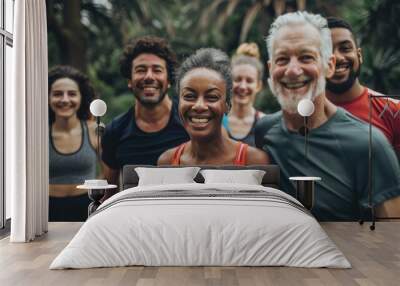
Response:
0,222,399,286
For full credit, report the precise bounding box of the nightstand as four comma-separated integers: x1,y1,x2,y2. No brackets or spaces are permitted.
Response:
77,180,117,216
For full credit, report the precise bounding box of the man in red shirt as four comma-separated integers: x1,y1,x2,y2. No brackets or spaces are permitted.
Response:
326,17,400,162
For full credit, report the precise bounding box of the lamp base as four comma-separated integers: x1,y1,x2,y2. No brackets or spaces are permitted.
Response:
88,201,101,216
295,180,315,210
289,177,321,210
87,188,106,216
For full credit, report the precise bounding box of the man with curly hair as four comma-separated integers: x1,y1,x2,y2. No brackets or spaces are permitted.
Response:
101,36,189,199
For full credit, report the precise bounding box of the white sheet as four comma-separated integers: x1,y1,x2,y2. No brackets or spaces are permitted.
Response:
50,183,351,269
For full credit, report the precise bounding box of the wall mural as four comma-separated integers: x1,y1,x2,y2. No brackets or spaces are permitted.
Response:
46,0,400,223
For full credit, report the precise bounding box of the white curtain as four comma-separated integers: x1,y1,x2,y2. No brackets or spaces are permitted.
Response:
7,0,48,242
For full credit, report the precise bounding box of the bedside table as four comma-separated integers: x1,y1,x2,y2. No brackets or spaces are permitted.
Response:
77,180,117,216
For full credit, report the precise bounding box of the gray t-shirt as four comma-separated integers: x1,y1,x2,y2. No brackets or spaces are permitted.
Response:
255,108,400,221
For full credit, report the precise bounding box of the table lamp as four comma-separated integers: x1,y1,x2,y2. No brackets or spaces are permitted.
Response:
297,98,315,161
289,99,320,210
89,99,107,161
78,99,116,216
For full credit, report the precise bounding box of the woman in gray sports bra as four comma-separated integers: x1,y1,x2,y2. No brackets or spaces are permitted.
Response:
227,43,266,147
48,66,99,222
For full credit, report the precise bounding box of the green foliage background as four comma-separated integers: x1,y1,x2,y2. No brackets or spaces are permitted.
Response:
46,0,400,123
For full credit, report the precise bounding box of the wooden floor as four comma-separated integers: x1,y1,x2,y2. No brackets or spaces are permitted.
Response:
0,222,399,286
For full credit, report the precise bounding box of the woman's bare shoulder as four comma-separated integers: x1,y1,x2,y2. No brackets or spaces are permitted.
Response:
246,145,269,165
157,147,178,166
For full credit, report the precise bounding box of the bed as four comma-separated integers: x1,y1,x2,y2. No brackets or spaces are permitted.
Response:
50,165,350,269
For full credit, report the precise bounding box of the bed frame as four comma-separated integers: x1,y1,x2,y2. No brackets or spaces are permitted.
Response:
122,165,280,190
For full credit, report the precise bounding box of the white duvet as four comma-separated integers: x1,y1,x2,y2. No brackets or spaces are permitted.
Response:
50,183,351,269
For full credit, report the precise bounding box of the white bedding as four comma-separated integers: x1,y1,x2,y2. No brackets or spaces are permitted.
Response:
50,183,351,269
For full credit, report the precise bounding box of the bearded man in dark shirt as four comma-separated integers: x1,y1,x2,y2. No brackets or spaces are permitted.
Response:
101,36,189,200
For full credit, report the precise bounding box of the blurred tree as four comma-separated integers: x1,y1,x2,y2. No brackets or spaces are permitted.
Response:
47,0,398,118
47,0,84,70
356,0,400,94
47,0,116,72
196,0,307,44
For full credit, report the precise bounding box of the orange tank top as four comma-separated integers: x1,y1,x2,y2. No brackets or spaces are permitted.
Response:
171,142,248,166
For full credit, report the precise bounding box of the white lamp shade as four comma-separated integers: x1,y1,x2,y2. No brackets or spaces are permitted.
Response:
297,98,315,117
90,99,107,117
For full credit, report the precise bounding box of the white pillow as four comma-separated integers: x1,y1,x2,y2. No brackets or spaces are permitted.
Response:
200,169,266,185
135,167,201,186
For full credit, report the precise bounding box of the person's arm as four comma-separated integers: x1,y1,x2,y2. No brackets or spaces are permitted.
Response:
368,131,400,218
376,196,400,218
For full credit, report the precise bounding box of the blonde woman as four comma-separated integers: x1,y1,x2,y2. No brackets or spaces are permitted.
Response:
227,43,266,146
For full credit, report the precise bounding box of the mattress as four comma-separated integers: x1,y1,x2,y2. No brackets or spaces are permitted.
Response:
50,183,351,269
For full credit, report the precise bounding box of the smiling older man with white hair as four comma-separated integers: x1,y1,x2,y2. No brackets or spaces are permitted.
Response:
255,11,400,221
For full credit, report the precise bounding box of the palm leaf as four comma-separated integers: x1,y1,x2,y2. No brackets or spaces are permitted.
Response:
240,1,262,42
198,0,225,30
216,0,241,30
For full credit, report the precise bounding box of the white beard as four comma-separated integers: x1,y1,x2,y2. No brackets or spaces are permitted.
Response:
268,74,326,114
